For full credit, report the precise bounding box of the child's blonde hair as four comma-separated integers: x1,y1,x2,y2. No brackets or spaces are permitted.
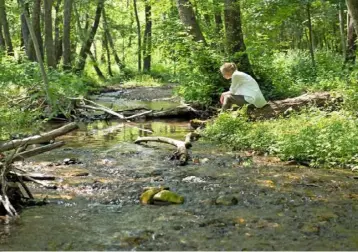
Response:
220,62,237,74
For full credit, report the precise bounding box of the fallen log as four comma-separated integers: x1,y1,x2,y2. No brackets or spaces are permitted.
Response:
247,92,336,120
190,92,339,128
0,123,78,152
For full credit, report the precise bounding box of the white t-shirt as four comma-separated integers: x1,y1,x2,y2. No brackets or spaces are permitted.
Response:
229,71,267,108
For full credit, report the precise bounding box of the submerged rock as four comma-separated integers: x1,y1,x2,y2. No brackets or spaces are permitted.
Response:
140,188,161,205
215,195,238,206
153,190,184,204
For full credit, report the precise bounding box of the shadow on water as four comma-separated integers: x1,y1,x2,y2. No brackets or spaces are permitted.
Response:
1,119,358,250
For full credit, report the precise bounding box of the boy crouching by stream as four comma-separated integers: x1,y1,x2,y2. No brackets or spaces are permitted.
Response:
219,63,267,111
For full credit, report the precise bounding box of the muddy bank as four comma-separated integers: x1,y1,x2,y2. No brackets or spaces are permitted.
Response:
1,120,358,250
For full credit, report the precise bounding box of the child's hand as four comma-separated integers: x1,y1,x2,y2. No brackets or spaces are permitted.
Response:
220,93,224,104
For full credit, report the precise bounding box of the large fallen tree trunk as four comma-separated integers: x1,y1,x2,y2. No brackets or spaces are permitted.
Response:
247,92,337,120
190,92,340,128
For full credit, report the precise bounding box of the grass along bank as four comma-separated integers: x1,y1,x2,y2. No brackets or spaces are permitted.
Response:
204,107,358,168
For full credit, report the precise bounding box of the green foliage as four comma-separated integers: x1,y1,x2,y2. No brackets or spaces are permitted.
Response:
205,109,358,167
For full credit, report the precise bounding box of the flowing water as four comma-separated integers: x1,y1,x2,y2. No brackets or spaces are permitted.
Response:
1,98,358,250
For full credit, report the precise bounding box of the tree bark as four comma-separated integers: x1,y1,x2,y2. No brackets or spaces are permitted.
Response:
306,2,315,68
63,0,72,70
224,0,253,76
339,0,347,59
346,0,358,34
54,0,63,64
30,0,44,61
133,0,142,72
75,0,104,73
0,22,5,51
102,8,124,70
20,3,30,57
143,0,152,72
103,33,113,76
176,0,206,44
0,0,13,55
44,0,56,68
88,50,106,81
346,14,357,64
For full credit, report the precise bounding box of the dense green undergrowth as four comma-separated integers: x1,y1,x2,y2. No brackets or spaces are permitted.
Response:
204,107,358,168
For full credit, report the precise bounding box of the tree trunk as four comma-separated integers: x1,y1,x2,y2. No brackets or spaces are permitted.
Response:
339,0,347,59
0,21,6,51
0,0,13,55
133,0,142,72
62,0,72,70
102,8,124,70
54,0,63,64
224,0,253,76
176,0,206,44
346,0,358,34
75,0,104,73
306,2,315,68
103,33,113,76
19,0,52,109
143,0,152,72
346,14,357,64
88,50,106,81
20,3,30,57
28,0,43,61
44,0,56,68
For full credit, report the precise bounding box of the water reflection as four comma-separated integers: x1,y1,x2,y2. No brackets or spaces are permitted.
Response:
57,119,192,148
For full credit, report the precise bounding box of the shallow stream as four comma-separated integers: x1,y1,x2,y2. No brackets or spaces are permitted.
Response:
1,93,358,250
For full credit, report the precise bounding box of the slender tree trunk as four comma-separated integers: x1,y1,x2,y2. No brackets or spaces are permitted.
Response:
102,8,124,70
19,0,52,109
0,0,13,55
176,0,206,44
224,0,253,76
75,0,104,73
103,33,113,76
143,0,152,72
54,0,63,64
63,0,72,70
0,23,5,51
133,0,142,72
88,50,106,81
346,0,358,34
44,0,56,68
346,14,357,63
306,2,316,67
339,1,347,59
20,2,30,56
28,0,43,61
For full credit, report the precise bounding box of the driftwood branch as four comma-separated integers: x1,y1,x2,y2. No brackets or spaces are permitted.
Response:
0,123,78,152
134,132,201,165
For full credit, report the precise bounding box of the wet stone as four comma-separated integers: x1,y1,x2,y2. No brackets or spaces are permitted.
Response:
152,190,184,204
215,195,239,206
